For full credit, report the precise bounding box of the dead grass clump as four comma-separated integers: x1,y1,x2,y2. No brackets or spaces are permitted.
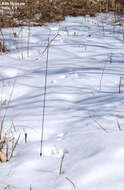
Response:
0,121,20,163
0,41,8,54
0,27,8,54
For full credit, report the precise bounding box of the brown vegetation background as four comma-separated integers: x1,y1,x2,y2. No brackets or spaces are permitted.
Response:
0,0,124,28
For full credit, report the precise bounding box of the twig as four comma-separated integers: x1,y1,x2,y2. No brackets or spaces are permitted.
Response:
23,128,27,143
89,115,108,133
109,53,112,64
30,184,32,190
11,120,16,132
119,76,121,93
99,62,107,91
27,19,30,57
5,140,9,161
0,139,5,151
117,119,122,131
40,38,50,156
119,76,124,93
65,177,76,190
59,153,65,175
42,33,60,55
35,33,60,61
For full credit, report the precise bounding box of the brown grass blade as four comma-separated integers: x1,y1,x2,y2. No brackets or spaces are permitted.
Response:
9,134,20,160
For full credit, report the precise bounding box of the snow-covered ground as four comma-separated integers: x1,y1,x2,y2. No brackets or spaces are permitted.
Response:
0,13,124,190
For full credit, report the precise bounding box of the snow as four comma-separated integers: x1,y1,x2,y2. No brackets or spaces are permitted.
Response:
0,13,124,189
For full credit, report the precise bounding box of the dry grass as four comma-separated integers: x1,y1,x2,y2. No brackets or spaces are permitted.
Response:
0,41,8,54
0,30,8,54
0,79,20,163
0,0,124,29
117,119,122,131
59,153,65,175
0,122,21,162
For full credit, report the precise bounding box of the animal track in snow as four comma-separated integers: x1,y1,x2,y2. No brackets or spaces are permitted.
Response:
50,72,79,84
56,133,65,141
59,73,79,79
42,145,64,158
51,79,57,84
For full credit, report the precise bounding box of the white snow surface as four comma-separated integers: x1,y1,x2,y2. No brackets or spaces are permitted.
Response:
0,13,124,190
